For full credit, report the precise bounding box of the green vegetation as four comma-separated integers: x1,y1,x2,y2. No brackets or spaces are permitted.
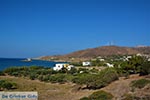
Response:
0,71,5,76
140,61,150,76
131,79,150,89
70,62,82,66
80,90,113,100
122,94,137,100
116,56,144,74
114,55,150,77
122,94,150,100
1,55,150,91
2,66,118,90
91,59,106,66
90,55,150,77
0,80,17,90
73,68,118,89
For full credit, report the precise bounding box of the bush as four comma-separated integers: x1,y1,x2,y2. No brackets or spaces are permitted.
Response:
72,73,91,85
131,79,150,89
80,90,113,100
29,66,44,70
68,67,77,74
87,68,118,89
69,62,82,66
42,75,51,82
140,61,150,76
0,71,5,76
122,94,135,100
0,80,17,90
118,56,144,74
122,94,150,100
49,74,67,83
29,73,37,80
11,72,20,77
72,68,118,89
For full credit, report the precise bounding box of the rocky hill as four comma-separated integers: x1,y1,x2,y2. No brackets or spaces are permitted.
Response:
41,46,150,61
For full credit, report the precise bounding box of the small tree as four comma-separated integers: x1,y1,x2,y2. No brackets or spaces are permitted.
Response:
120,55,144,74
140,61,150,76
80,90,113,100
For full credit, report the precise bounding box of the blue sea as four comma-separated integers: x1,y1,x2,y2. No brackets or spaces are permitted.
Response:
0,58,62,71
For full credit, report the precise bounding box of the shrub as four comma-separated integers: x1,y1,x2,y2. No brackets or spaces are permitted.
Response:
72,68,118,89
68,67,77,74
42,75,51,82
29,66,44,70
140,61,150,76
122,94,150,100
3,67,19,75
72,73,91,85
49,74,67,83
131,79,150,89
11,72,19,77
29,73,37,80
89,90,113,100
80,90,113,100
70,62,82,66
101,68,119,84
122,94,135,100
119,56,144,74
0,71,5,76
86,68,118,89
0,80,17,90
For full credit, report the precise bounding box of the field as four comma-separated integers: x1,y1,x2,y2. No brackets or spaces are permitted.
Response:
0,76,94,100
1,74,150,100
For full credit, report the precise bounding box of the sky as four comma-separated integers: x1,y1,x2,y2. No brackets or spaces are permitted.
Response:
0,0,150,58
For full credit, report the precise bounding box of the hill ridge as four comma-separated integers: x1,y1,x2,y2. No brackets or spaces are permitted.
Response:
41,45,150,60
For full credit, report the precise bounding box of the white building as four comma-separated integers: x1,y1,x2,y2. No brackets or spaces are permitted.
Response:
125,56,132,61
67,65,74,70
82,61,91,66
99,59,105,61
53,63,74,71
106,63,114,67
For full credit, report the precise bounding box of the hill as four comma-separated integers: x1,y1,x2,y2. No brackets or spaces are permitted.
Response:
1,75,150,100
41,46,150,61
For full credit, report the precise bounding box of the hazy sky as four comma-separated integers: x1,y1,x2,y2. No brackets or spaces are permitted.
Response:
0,0,150,58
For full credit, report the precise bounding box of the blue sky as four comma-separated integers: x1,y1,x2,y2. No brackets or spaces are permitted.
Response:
0,0,150,58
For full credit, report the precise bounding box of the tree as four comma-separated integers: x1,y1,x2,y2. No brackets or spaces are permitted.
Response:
80,90,113,100
140,61,150,76
120,55,144,74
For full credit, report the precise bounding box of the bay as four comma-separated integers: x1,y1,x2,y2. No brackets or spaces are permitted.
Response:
0,58,61,71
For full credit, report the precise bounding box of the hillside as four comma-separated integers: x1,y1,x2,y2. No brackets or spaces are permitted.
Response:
41,46,150,61
1,75,150,100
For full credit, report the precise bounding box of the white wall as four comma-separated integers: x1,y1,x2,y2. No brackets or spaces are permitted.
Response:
82,62,91,66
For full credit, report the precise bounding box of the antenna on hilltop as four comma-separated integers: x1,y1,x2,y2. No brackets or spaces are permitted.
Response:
109,41,114,46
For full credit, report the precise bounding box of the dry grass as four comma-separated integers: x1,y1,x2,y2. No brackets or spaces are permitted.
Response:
0,76,94,100
1,74,149,100
101,74,147,100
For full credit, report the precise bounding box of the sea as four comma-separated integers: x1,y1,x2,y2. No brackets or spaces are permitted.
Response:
0,58,63,71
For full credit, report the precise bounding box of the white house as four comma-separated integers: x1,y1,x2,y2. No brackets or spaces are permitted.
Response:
53,63,74,71
125,56,132,61
106,63,114,67
67,65,74,70
82,61,91,66
99,59,105,61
